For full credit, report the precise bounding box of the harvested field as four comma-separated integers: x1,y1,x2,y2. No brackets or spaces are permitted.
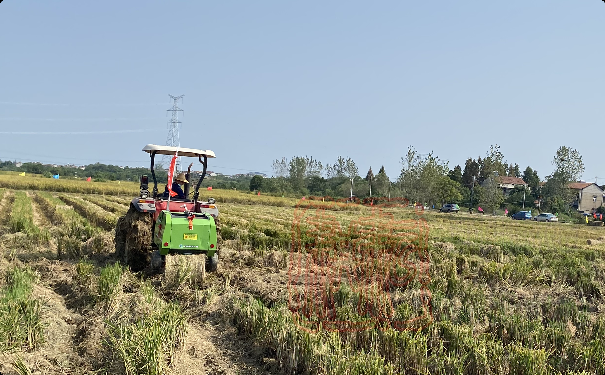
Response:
0,187,604,374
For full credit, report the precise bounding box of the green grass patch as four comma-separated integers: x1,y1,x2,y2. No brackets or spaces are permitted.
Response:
105,302,186,375
97,263,123,305
0,266,44,352
34,191,98,258
7,191,45,238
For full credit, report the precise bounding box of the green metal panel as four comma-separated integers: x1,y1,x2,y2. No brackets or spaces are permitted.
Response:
154,211,217,256
153,210,172,250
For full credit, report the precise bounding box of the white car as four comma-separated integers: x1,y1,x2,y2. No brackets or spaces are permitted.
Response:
534,213,558,222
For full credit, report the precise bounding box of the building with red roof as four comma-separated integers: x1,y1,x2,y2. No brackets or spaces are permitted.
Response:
495,176,528,195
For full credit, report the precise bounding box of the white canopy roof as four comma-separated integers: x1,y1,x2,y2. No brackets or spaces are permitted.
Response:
142,144,216,158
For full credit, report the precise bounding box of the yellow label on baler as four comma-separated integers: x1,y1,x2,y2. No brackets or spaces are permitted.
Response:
184,233,197,240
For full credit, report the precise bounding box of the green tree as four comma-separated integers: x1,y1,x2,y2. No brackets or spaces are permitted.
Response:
448,165,463,184
505,163,520,177
512,163,521,178
374,166,390,197
436,176,463,205
462,158,480,189
326,156,347,179
399,147,420,200
272,157,289,178
344,158,359,199
288,157,308,193
522,166,540,206
249,175,264,191
324,156,358,198
398,146,449,205
307,176,327,195
522,166,540,193
478,176,504,214
365,167,374,197
273,156,324,194
552,146,584,182
478,145,506,183
542,171,574,213
504,185,531,211
542,146,585,213
272,157,291,195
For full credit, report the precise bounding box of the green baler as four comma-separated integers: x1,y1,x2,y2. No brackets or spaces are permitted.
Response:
153,210,218,258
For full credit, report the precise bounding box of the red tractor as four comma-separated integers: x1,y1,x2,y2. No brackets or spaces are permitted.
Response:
115,144,220,274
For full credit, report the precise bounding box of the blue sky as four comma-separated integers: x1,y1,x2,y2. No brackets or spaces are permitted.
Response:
1,1,604,181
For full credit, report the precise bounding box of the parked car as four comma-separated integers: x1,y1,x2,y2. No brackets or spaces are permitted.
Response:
534,213,558,222
440,204,460,213
511,211,532,220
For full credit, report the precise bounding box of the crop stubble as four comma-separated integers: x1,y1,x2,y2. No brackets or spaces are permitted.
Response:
0,186,605,374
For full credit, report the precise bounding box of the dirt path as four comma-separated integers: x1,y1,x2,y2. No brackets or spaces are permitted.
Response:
168,246,285,375
171,295,273,375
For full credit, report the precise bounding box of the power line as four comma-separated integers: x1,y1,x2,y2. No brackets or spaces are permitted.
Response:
0,101,168,107
208,165,272,174
0,153,149,165
0,148,273,173
0,154,272,174
0,101,69,106
0,129,159,135
0,147,148,164
0,157,150,166
0,117,158,122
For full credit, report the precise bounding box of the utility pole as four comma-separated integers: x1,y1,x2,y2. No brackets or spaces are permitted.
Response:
470,175,476,210
162,94,184,171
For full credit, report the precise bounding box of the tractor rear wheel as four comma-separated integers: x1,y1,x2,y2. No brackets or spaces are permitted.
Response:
115,215,127,259
150,250,166,274
115,205,154,272
206,252,219,272
214,216,222,246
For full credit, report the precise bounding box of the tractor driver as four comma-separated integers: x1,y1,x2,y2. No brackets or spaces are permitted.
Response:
161,172,187,199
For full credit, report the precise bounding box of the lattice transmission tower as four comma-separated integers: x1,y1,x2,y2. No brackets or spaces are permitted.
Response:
162,94,184,171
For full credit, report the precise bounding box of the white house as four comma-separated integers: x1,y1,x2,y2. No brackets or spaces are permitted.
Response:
569,182,604,213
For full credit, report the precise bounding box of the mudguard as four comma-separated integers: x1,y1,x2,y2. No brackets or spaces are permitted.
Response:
130,198,157,213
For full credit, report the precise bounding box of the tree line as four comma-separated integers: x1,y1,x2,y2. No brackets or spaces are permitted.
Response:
249,145,589,215
0,160,168,182
1,144,591,215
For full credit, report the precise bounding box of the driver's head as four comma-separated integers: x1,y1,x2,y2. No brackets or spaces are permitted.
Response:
175,172,188,185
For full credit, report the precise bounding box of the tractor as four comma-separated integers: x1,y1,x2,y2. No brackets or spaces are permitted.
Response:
114,144,220,274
